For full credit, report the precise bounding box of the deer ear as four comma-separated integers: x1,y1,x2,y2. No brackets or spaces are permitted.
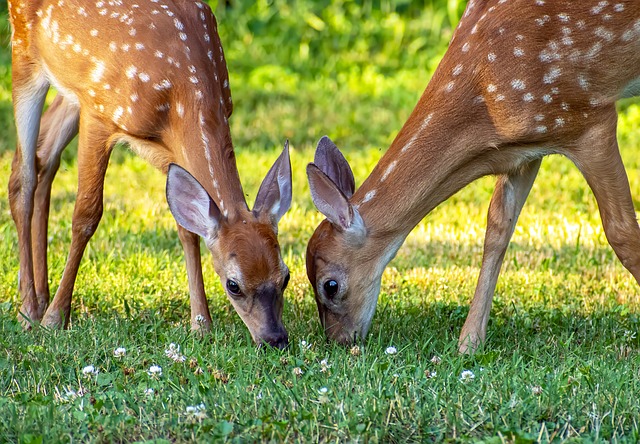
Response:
166,163,221,241
307,163,365,239
253,140,293,224
314,136,355,198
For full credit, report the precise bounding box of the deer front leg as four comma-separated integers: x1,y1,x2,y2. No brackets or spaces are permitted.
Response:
32,96,80,317
41,114,111,329
459,158,542,354
9,68,49,326
571,116,640,286
176,224,213,333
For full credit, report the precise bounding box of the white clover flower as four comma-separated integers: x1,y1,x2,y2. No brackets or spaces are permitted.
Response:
385,346,397,355
148,365,162,377
56,386,78,403
293,367,304,376
165,343,186,363
531,385,543,395
320,358,331,373
424,369,437,379
82,365,99,376
430,355,442,365
113,347,126,358
185,403,208,420
195,314,205,324
300,340,311,350
318,387,328,394
145,388,155,396
460,370,475,382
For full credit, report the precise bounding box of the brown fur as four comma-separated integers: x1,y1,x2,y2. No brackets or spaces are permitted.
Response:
307,0,640,351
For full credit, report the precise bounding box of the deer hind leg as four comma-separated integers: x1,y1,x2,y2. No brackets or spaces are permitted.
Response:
176,224,213,333
571,113,640,286
31,96,80,318
9,66,49,326
458,158,542,354
41,113,112,329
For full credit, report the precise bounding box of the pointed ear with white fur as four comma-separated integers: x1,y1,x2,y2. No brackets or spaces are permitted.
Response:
253,140,293,224
166,163,221,241
307,163,365,241
314,136,355,199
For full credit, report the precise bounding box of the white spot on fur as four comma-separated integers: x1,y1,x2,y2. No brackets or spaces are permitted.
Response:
513,48,524,57
543,67,561,84
138,72,150,82
113,106,124,122
90,29,98,37
511,79,525,90
487,52,497,62
542,94,552,103
536,15,550,26
401,113,433,153
381,161,397,182
125,66,137,79
452,64,463,76
577,74,589,90
487,84,497,93
445,81,455,92
91,60,106,82
591,1,608,14
153,79,172,90
523,93,534,102
362,190,376,204
594,26,614,42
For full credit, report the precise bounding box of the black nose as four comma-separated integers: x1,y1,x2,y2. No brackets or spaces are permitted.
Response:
263,332,289,350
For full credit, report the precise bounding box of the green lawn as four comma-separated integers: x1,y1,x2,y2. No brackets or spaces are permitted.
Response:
1,2,640,442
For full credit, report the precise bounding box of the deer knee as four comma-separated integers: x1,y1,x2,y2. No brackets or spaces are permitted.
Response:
72,205,104,242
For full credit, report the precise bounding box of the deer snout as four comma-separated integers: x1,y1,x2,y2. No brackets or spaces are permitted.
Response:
261,329,289,350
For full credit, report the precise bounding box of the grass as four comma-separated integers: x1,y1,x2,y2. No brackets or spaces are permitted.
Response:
1,1,640,442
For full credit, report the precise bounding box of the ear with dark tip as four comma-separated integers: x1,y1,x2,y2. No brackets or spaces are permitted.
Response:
314,136,355,198
307,163,356,231
166,163,221,241
253,140,293,223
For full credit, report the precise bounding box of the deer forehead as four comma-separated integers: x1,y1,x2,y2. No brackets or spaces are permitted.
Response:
215,221,283,282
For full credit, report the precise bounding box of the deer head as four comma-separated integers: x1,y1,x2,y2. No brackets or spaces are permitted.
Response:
167,143,292,348
306,137,398,345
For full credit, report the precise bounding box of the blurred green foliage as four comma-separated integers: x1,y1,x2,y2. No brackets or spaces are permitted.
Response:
217,0,464,75
210,0,467,152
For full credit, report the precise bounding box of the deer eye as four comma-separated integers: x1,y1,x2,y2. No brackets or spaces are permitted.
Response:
282,272,290,291
323,279,339,299
226,279,241,296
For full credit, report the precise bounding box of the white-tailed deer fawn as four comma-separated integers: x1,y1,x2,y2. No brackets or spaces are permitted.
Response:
306,1,640,353
9,0,292,348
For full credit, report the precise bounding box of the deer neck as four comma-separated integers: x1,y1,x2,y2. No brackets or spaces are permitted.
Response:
352,78,501,246
169,107,248,220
